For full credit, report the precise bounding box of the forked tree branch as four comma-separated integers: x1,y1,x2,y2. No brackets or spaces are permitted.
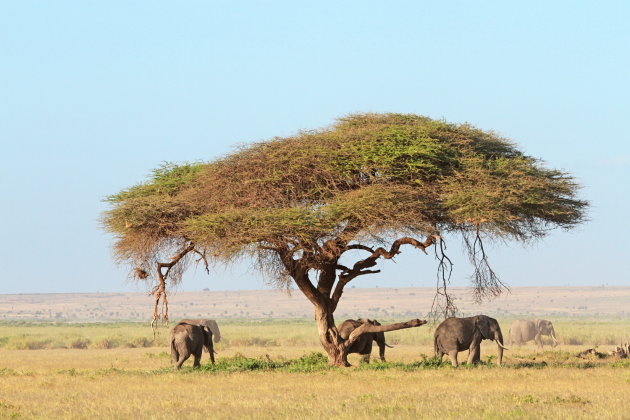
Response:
193,249,210,274
151,243,195,332
330,235,439,310
276,247,325,308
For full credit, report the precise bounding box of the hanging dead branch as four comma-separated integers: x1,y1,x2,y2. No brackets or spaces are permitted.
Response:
150,243,195,333
463,227,510,304
429,237,458,322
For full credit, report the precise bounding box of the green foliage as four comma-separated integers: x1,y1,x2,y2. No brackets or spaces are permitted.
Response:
102,113,587,288
106,162,205,202
197,352,329,373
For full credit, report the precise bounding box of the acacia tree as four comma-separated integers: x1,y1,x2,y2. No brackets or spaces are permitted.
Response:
103,113,587,366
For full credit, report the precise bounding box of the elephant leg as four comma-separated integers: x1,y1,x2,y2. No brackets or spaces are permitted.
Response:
171,346,179,367
361,353,371,364
448,350,459,367
175,352,187,370
467,343,480,365
472,346,481,363
534,333,543,350
193,347,203,368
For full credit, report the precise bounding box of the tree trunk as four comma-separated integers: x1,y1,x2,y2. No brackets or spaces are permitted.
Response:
313,301,427,367
314,303,350,367
286,257,428,366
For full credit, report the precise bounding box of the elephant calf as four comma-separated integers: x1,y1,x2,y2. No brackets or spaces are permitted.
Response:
170,319,220,370
338,318,393,363
508,319,558,349
434,315,508,367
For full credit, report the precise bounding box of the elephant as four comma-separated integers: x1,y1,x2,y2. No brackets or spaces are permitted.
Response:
338,318,393,363
177,318,221,344
170,322,214,370
434,315,508,367
508,319,558,349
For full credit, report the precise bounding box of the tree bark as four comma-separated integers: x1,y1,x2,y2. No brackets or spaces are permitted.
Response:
276,237,434,366
313,301,427,366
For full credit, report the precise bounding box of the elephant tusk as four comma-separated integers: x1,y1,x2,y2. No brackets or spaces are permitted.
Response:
497,341,509,350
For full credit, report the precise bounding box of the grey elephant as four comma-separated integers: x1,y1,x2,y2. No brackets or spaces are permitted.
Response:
170,319,220,369
178,318,221,344
508,319,558,349
338,318,393,363
434,315,508,367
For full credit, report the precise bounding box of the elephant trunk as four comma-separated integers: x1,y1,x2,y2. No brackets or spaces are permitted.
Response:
377,333,387,362
550,327,558,347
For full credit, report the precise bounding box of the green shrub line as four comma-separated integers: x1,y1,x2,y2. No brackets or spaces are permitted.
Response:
170,353,630,374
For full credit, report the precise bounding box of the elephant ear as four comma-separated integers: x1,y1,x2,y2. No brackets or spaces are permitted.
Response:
204,320,221,343
535,319,543,333
476,316,491,339
201,326,212,351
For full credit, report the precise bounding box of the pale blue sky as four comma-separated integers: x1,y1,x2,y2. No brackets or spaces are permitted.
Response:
1,1,628,293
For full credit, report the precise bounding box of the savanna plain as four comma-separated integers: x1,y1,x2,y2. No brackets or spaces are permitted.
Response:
1,287,629,419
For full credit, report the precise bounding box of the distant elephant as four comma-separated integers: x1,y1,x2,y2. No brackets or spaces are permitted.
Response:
170,322,213,370
434,315,508,367
508,319,558,349
338,318,393,363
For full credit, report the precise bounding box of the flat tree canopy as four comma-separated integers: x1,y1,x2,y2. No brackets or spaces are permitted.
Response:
103,113,587,366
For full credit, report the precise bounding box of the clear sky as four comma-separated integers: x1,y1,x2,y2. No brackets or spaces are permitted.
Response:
1,1,628,294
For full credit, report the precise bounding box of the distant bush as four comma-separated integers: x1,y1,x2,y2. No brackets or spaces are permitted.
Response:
91,338,118,349
193,352,453,374
5,336,51,350
69,338,91,349
129,337,152,348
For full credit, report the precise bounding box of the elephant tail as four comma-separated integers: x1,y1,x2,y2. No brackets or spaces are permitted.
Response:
170,336,179,365
434,334,439,356
385,343,394,349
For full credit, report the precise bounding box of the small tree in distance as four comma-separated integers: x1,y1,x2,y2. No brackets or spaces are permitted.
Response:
103,113,587,366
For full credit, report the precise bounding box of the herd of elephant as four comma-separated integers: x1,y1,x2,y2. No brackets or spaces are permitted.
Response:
169,316,558,369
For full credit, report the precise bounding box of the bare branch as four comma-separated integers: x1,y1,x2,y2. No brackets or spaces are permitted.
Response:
463,227,510,303
193,249,210,274
150,243,195,332
345,244,376,253
330,235,438,311
335,264,351,273
343,319,427,350
429,237,458,322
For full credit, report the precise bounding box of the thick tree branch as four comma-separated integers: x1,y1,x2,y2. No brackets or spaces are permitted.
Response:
345,244,376,253
330,235,439,310
343,319,427,350
276,247,324,308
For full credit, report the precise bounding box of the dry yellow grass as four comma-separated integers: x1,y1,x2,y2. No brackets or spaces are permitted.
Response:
2,335,630,419
1,349,629,419
2,294,630,420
